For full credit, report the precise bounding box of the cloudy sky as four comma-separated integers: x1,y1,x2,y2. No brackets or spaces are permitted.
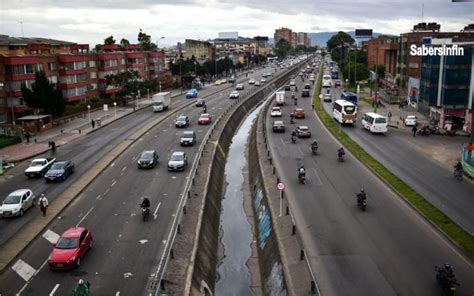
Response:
0,0,472,46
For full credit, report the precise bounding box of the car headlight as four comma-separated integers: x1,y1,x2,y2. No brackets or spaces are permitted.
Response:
67,256,76,263
12,207,19,213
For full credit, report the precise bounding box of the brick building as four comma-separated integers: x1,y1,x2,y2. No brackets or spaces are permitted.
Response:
366,35,399,94
274,27,292,46
0,35,165,123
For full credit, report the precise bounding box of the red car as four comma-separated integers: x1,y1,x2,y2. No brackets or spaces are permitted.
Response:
48,227,93,270
293,108,305,118
198,113,212,125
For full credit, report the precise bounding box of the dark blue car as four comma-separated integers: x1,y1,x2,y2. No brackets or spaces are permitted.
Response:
44,160,75,182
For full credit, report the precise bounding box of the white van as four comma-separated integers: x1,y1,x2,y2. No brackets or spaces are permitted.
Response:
361,112,388,133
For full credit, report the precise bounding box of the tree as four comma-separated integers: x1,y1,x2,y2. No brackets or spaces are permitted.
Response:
104,35,116,45
21,71,65,116
341,50,370,85
275,39,291,59
119,38,130,50
138,29,157,51
327,31,355,66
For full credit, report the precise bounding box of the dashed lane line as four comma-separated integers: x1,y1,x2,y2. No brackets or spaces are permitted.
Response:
42,229,60,244
49,284,59,296
11,259,36,282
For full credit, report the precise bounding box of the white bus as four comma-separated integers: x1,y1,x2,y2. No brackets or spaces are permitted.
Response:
322,74,332,88
333,99,357,124
361,112,388,133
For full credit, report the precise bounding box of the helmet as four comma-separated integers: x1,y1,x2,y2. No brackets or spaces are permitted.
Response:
79,279,84,284
360,188,365,193
41,194,45,197
444,263,451,270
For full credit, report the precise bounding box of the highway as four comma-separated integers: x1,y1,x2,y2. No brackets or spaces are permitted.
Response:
0,64,285,295
264,63,474,295
321,75,474,234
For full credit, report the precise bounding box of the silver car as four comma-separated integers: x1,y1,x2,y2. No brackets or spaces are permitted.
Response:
167,152,188,171
0,189,36,218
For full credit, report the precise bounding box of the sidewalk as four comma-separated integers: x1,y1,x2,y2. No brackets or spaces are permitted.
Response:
0,90,183,162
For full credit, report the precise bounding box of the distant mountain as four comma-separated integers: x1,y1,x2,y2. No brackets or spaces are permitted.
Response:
308,31,382,47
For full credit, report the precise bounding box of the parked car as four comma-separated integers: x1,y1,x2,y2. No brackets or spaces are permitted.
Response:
137,150,159,169
254,81,261,86
48,227,93,270
180,131,196,146
296,126,311,138
249,79,256,85
292,108,305,118
198,113,212,125
235,83,244,90
175,115,190,128
272,121,285,133
186,88,198,99
195,99,205,107
167,151,188,171
44,161,75,182
0,189,35,218
404,115,417,126
323,94,332,102
229,91,240,99
214,80,222,85
270,107,282,117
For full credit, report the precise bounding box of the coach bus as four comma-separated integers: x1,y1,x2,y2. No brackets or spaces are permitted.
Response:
333,99,357,124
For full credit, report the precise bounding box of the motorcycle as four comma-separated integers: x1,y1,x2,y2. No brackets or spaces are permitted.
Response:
416,126,430,136
453,169,463,181
291,135,296,144
338,152,344,162
311,144,318,155
298,173,306,184
141,206,150,221
435,266,459,296
290,117,294,124
357,194,367,211
294,98,298,106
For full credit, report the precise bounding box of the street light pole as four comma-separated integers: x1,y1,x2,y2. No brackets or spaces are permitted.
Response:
113,102,117,117
87,105,91,121
156,36,165,49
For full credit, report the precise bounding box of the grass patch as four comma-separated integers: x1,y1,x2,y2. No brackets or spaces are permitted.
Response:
312,65,474,259
0,135,21,149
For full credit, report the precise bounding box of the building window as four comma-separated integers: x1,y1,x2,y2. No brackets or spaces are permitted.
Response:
120,58,126,65
89,60,96,67
62,86,87,97
48,62,58,71
98,59,118,68
90,72,97,79
48,76,58,84
5,64,43,75
90,83,98,90
408,62,419,69
5,80,35,91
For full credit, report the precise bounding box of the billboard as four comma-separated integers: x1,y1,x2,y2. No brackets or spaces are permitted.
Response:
407,77,420,108
218,32,238,39
355,29,373,37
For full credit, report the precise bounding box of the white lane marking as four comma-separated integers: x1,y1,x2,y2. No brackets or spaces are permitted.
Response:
49,284,60,295
104,188,110,195
96,194,102,200
139,240,148,245
76,207,94,226
121,166,127,172
11,259,36,282
111,180,117,187
110,162,115,168
115,292,120,296
123,272,133,278
17,259,48,294
153,202,162,220
42,229,60,244
308,168,323,186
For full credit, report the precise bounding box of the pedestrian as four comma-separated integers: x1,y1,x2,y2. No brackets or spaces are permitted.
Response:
412,125,417,137
51,141,56,153
388,111,392,122
311,103,315,110
91,119,95,129
39,194,48,216
25,131,31,143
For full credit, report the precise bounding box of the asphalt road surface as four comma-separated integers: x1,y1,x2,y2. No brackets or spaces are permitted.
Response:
321,66,474,234
0,64,287,295
265,65,474,296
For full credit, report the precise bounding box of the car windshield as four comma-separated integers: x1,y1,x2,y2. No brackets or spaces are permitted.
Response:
50,162,66,170
31,160,44,166
201,115,209,119
4,195,21,204
141,152,154,160
177,116,187,121
55,237,78,249
171,154,184,161
182,133,193,138
407,116,415,120
299,127,308,131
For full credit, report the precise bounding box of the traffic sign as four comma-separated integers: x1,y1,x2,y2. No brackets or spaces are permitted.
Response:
277,182,285,191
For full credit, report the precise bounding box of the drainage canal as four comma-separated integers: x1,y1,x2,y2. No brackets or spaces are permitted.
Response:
215,103,265,296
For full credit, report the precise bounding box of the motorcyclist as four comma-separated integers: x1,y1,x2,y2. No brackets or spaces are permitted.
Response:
73,279,90,296
454,161,463,173
141,197,151,209
289,113,295,124
291,130,296,143
297,165,306,178
436,263,457,287
338,147,345,158
294,97,298,105
357,188,367,205
311,139,318,152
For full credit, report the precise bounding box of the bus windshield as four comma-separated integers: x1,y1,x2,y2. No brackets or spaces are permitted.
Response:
344,106,355,114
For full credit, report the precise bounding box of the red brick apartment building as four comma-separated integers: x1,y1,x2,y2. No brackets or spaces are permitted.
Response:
0,35,165,124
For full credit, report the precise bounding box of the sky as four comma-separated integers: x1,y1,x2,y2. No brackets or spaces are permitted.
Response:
0,0,473,47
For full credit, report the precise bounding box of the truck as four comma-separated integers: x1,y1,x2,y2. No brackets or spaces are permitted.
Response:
24,157,56,178
152,92,171,112
275,91,285,106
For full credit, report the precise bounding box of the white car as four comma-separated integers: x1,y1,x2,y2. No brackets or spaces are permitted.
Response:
404,115,417,126
221,78,227,83
260,78,266,83
229,91,240,99
235,83,244,90
270,107,282,117
248,79,256,85
255,81,261,86
1,189,36,218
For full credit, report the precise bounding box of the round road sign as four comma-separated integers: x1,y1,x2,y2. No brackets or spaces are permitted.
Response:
277,182,285,191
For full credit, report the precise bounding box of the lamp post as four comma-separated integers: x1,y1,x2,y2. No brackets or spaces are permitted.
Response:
159,82,162,93
156,37,165,49
194,61,197,76
87,105,91,121
113,102,117,117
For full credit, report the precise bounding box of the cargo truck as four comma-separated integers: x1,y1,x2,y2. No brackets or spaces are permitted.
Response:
152,92,171,112
275,91,285,106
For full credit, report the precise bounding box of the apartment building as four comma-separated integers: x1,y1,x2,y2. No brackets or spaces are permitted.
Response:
274,27,292,46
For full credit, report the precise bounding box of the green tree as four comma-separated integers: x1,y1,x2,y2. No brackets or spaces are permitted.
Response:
105,70,140,98
119,38,130,50
275,39,291,59
138,29,157,50
341,50,370,84
327,31,355,66
21,71,65,116
104,35,116,45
